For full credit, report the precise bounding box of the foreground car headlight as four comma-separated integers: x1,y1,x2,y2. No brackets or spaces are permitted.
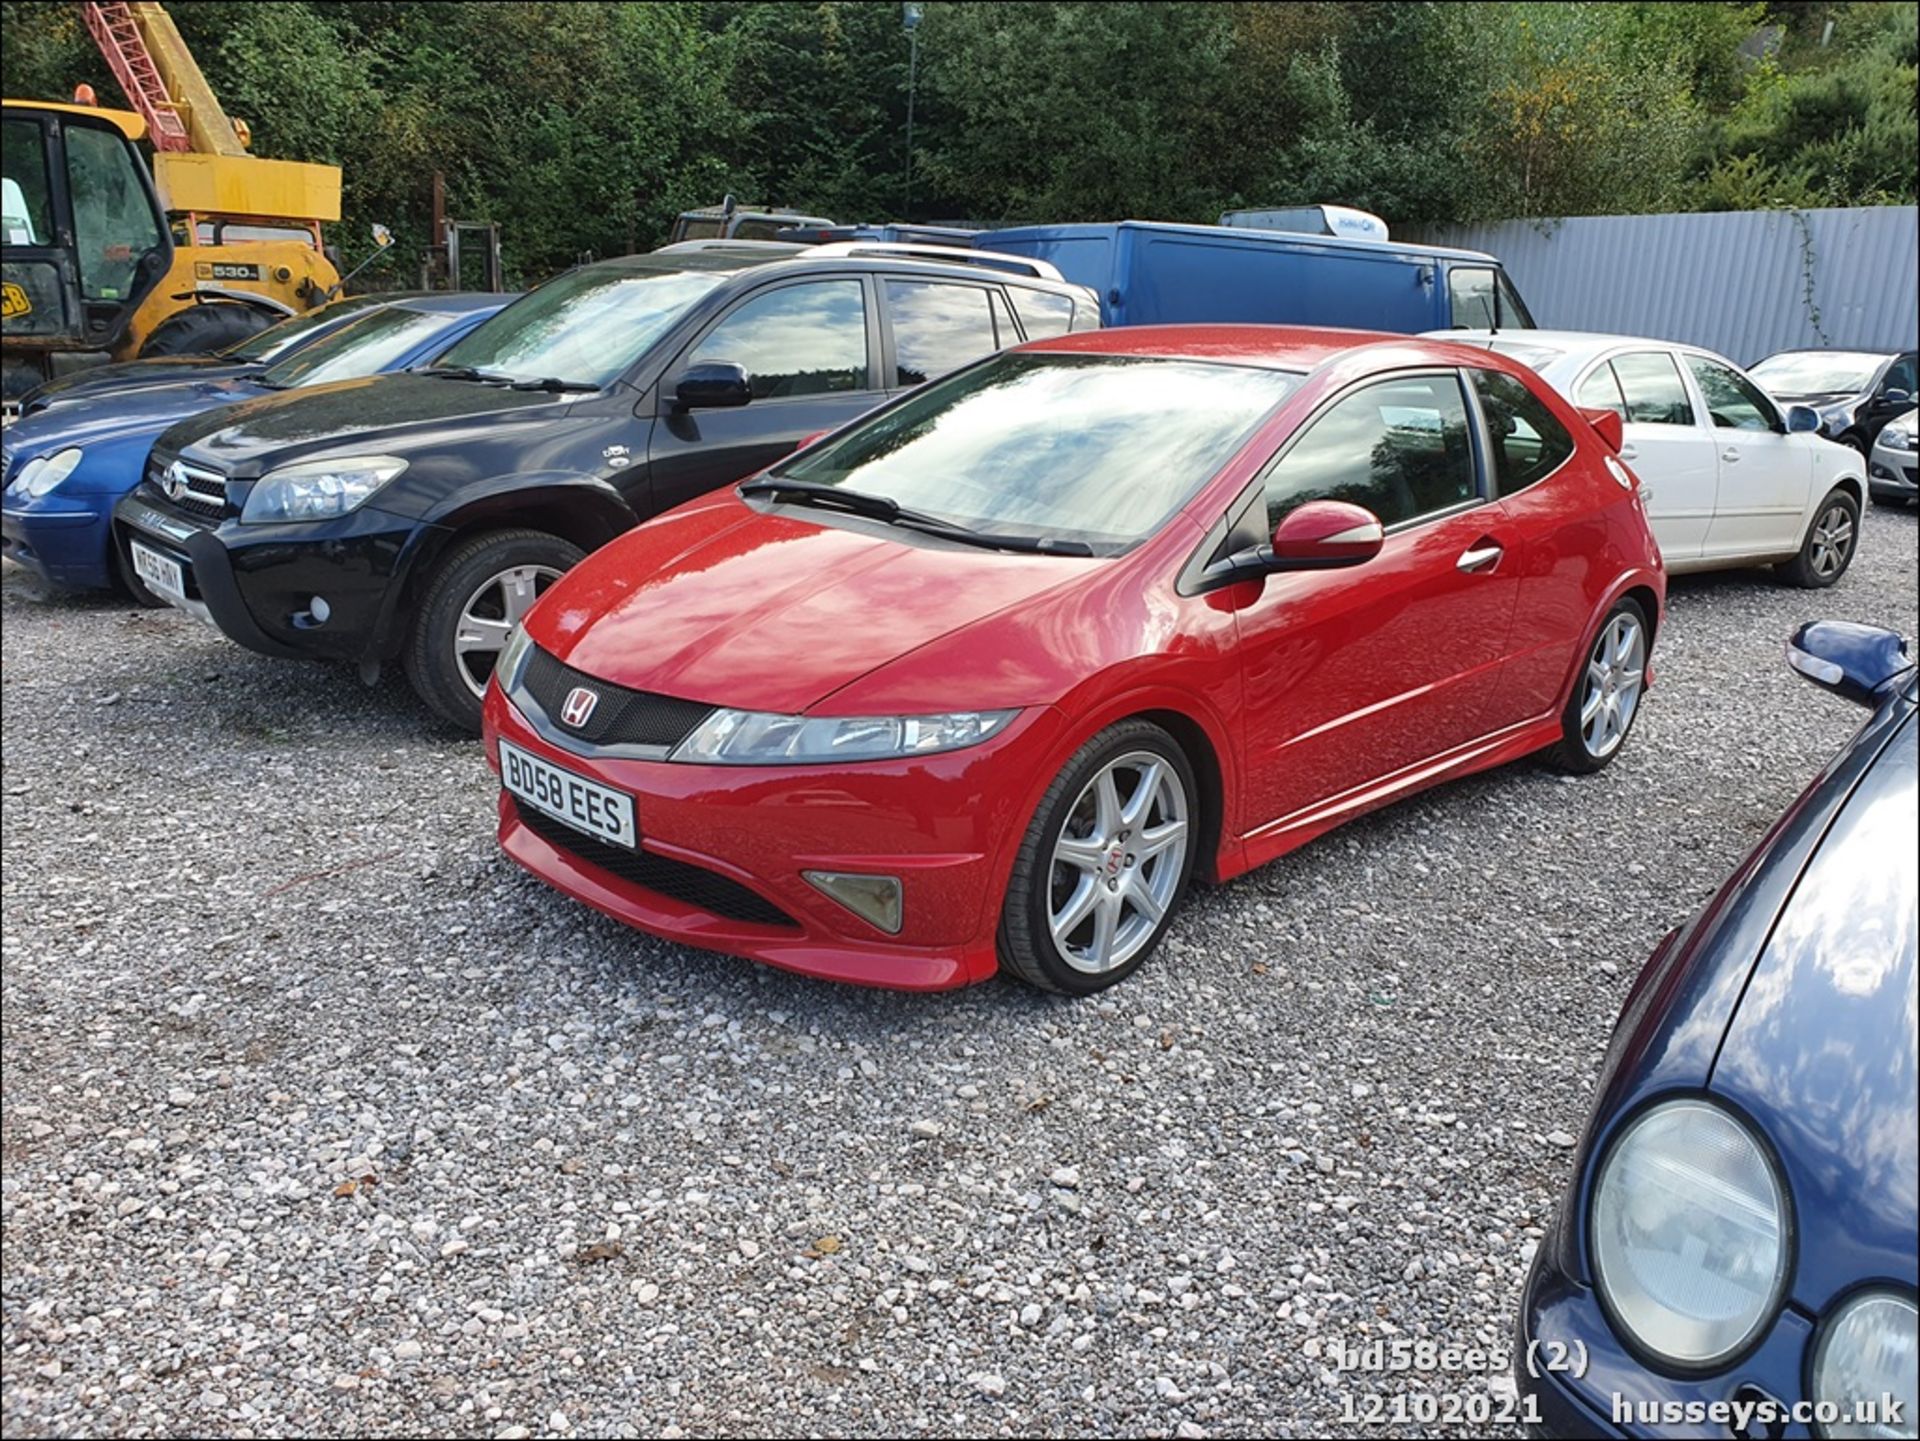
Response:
670,708,1017,764
1590,1098,1788,1368
1813,1292,1918,1440
16,447,83,498
241,455,407,523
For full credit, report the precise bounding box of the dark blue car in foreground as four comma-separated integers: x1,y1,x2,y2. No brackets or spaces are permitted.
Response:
1519,621,1917,1439
2,292,509,599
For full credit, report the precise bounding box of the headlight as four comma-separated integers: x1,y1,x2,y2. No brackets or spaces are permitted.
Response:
1813,1291,1917,1440
670,708,1017,764
1883,428,1915,452
17,448,83,498
240,455,407,524
496,622,535,692
1589,1098,1788,1368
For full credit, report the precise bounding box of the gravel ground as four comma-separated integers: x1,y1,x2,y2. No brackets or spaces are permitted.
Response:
3,503,1916,1440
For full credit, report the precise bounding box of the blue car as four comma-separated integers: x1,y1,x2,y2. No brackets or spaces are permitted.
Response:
2,292,510,598
1519,621,1917,1438
9,291,401,422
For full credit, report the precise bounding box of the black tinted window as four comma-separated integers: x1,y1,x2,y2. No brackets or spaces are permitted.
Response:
1471,369,1575,495
1612,352,1695,426
1011,288,1075,340
1684,355,1776,431
690,280,869,399
1885,355,1916,394
2,119,53,244
885,280,998,386
1264,374,1478,529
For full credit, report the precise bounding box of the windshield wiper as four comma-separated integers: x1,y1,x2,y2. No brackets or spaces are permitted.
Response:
738,477,1095,557
509,376,599,393
424,364,513,383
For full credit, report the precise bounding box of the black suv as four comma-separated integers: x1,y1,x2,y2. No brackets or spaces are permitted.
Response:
113,243,1098,730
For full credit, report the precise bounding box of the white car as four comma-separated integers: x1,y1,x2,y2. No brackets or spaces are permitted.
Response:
1868,407,1916,508
1434,329,1869,587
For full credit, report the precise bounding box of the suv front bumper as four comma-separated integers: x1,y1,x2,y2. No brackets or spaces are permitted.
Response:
112,486,441,664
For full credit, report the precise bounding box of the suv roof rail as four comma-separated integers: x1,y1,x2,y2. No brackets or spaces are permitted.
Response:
656,239,811,255
798,241,1064,282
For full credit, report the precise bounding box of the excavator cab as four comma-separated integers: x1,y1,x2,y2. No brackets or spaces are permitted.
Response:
2,99,173,399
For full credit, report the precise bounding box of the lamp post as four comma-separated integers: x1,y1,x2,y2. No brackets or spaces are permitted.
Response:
903,2,923,219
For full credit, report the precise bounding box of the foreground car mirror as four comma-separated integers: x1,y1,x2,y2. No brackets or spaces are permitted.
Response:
675,361,752,410
1270,500,1386,569
1579,406,1624,453
1786,620,1914,707
1786,404,1822,434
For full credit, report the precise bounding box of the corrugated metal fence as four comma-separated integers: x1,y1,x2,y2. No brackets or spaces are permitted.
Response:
1410,206,1918,365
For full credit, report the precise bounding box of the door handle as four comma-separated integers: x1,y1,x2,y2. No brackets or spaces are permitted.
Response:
1457,542,1504,573
1617,443,1638,461
1721,447,1741,463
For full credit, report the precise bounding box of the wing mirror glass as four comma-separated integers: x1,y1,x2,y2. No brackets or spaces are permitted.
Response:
1786,404,1822,433
1786,620,1913,707
675,361,752,410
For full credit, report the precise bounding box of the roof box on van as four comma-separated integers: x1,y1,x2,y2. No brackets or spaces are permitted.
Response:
1219,205,1390,243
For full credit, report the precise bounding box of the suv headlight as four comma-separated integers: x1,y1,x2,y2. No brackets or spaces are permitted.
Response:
241,455,407,524
670,708,1017,764
1813,1291,1917,1439
1589,1098,1789,1368
15,447,83,498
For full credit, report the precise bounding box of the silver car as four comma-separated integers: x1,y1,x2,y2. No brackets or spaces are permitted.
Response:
1870,407,1917,507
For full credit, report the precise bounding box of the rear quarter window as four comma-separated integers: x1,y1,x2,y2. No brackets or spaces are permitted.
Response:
1470,368,1575,495
1010,288,1075,340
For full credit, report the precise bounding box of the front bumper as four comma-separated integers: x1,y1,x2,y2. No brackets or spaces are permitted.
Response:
484,684,1070,990
111,485,436,662
1867,444,1916,497
1,491,114,590
1516,1228,1821,1439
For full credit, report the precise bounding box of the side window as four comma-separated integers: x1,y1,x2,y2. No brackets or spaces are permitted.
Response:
1447,267,1497,329
884,279,997,386
63,124,163,300
688,280,869,400
2,119,53,244
1575,363,1627,418
1263,373,1478,530
1684,355,1777,432
1010,287,1074,340
1884,354,1915,396
1470,369,1575,495
1612,352,1695,426
1494,271,1535,328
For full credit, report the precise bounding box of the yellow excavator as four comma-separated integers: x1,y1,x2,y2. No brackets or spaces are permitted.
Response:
2,1,348,401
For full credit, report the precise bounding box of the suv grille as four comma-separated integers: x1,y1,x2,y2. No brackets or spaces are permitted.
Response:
511,802,796,928
147,455,230,517
521,646,714,750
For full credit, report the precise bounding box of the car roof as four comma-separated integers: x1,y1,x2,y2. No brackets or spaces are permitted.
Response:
1756,347,1898,360
1020,324,1491,372
391,291,521,315
590,247,1089,297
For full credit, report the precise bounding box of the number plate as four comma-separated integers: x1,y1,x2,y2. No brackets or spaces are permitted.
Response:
499,739,636,849
129,540,187,604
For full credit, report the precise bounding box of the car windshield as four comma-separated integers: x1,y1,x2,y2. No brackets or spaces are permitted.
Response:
223,295,387,363
260,305,464,389
1749,351,1885,395
434,263,729,387
769,352,1299,552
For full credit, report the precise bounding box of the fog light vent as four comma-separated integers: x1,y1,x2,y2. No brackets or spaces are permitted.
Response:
803,871,902,934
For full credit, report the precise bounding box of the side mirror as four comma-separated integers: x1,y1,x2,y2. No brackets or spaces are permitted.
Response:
1270,500,1386,570
675,361,751,410
1786,404,1822,433
1786,620,1913,707
1579,406,1624,453
1883,388,1912,407
794,430,827,451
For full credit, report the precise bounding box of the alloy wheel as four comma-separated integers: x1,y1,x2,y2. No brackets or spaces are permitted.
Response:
1808,503,1855,581
1579,612,1646,760
1047,750,1190,974
453,563,561,698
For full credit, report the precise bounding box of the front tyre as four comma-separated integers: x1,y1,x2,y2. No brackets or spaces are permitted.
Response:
1778,488,1859,589
1551,597,1650,775
997,719,1197,995
403,528,583,734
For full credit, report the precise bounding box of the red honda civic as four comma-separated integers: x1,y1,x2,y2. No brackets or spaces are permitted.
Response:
482,327,1665,994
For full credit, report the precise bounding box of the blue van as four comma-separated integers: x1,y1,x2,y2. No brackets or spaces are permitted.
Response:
974,220,1535,333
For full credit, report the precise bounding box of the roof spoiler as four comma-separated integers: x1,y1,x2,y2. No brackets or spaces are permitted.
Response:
1579,406,1624,454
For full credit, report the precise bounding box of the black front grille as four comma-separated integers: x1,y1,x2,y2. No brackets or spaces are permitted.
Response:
521,645,714,749
511,802,796,929
144,454,230,520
